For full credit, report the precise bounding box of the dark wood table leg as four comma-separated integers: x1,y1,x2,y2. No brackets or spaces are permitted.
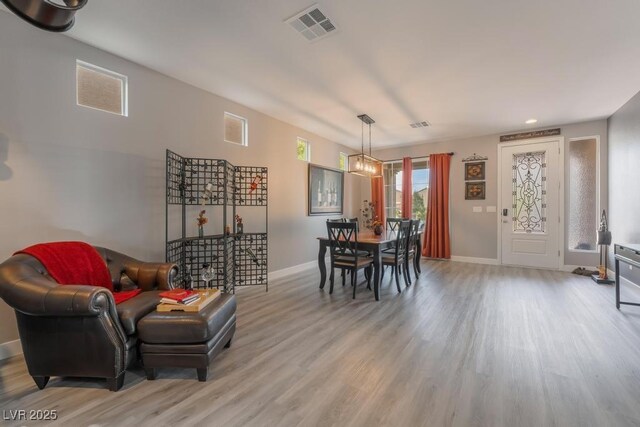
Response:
615,257,621,309
319,240,327,289
373,246,381,301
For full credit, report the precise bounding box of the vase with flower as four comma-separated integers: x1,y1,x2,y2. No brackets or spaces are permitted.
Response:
197,210,208,238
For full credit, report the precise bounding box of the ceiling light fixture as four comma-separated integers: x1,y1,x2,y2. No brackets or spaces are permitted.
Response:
525,118,538,124
348,114,383,178
1,0,88,32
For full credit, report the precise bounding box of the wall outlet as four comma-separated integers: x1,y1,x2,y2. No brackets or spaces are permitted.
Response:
486,206,497,213
473,206,482,213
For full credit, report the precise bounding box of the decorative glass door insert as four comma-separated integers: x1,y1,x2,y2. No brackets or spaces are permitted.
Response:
512,151,547,233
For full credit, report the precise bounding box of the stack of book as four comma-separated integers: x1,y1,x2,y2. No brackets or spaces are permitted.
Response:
159,289,201,306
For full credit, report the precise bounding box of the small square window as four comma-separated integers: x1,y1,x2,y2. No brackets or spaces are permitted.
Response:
76,60,127,116
297,137,310,161
339,152,348,171
225,112,248,146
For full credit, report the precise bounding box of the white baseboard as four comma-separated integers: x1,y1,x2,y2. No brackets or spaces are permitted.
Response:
0,339,22,361
268,260,318,281
449,256,499,265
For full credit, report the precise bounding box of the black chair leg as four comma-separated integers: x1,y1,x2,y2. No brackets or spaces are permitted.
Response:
381,266,385,280
402,263,411,287
107,372,125,392
329,271,335,294
342,269,346,287
366,267,372,290
394,265,402,293
352,269,357,298
32,376,49,390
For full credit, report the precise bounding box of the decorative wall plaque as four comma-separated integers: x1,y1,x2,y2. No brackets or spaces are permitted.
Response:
465,162,485,181
465,182,486,200
500,128,561,142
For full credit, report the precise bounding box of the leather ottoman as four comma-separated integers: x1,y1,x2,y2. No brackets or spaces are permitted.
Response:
137,293,236,381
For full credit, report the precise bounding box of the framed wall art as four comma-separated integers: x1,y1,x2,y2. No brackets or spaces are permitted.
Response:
464,161,485,181
308,164,344,215
465,182,486,200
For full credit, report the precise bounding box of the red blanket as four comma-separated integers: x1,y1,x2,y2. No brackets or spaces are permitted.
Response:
15,242,140,304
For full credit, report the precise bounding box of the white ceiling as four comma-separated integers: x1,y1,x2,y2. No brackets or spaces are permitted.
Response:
6,0,640,148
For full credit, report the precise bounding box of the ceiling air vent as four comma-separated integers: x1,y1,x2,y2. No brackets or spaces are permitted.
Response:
409,121,430,128
286,4,337,42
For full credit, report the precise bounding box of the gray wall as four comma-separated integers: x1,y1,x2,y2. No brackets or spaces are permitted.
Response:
608,90,640,282
371,119,608,265
0,12,361,345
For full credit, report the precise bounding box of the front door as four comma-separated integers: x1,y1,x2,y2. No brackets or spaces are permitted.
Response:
499,138,562,269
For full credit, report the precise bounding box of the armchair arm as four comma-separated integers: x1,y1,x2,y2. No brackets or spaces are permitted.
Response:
2,277,113,317
123,261,178,291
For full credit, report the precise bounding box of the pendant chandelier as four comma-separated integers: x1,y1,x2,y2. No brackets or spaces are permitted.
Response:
1,0,88,32
348,114,383,178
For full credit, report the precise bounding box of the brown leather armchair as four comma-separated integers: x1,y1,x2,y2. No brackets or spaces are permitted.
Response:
0,246,178,391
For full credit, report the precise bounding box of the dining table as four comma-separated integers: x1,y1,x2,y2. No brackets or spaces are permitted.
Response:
317,229,422,301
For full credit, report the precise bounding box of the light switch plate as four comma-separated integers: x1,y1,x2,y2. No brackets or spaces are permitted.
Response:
486,206,497,213
473,206,482,213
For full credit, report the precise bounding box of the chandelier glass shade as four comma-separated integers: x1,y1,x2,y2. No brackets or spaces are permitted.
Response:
348,114,383,178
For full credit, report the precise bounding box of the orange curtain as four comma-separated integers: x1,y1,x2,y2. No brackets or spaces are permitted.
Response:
371,176,385,225
402,157,413,218
423,153,451,259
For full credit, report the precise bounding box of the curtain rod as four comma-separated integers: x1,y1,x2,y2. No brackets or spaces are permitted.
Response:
382,152,454,163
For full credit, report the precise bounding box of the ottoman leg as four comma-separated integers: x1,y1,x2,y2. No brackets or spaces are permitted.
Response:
145,368,157,380
225,337,233,348
197,367,208,382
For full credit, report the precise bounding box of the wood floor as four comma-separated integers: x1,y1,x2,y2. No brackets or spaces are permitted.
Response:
2,261,640,427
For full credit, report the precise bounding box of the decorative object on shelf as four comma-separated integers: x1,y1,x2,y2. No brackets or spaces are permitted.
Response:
201,263,214,288
593,210,614,285
308,164,344,215
197,210,207,238
235,214,243,234
464,162,485,181
348,114,383,177
500,128,561,142
1,0,88,32
248,174,263,194
166,150,268,292
465,182,486,200
461,153,489,162
201,182,216,206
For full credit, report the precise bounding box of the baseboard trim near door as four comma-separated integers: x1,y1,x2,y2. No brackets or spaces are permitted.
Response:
268,260,319,281
450,256,499,265
0,339,22,361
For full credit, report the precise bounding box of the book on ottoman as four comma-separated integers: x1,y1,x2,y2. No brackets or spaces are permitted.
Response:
157,289,221,312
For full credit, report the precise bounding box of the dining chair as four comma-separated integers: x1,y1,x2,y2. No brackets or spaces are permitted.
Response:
386,217,405,232
326,222,373,299
381,220,412,293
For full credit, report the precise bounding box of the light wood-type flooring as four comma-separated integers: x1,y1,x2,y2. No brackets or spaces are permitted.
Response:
2,261,640,427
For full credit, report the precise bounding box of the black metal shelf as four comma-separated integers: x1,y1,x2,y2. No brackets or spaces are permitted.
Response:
166,150,268,292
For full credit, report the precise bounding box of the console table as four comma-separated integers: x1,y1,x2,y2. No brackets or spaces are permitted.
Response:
614,244,640,309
